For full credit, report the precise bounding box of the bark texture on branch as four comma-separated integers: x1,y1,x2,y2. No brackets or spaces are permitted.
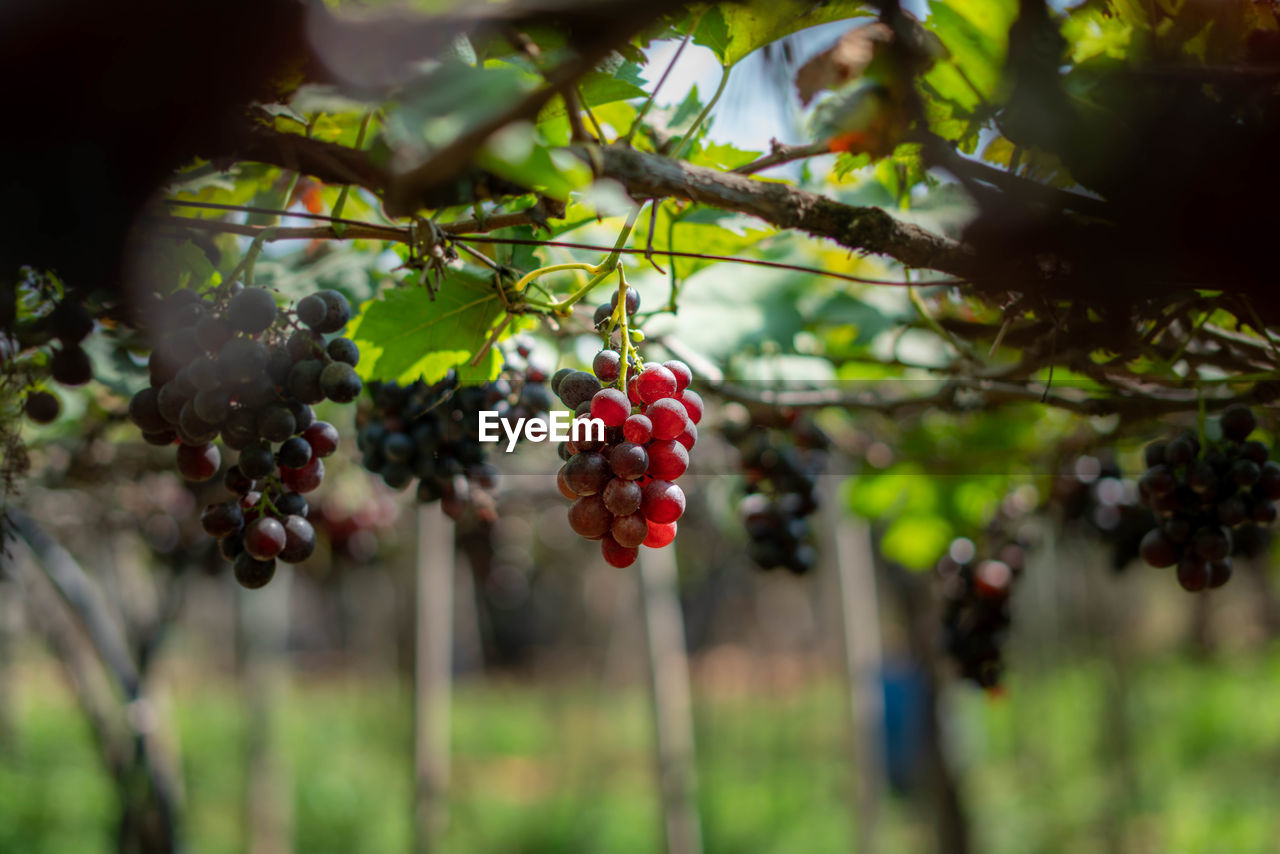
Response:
206,125,976,279
590,146,975,277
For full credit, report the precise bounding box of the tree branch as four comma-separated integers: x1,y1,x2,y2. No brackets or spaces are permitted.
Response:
733,140,831,175
206,122,976,279
8,507,141,699
586,146,977,277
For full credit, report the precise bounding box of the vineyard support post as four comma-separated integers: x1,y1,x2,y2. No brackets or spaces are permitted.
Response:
414,503,454,854
636,544,703,854
820,477,885,854
238,568,295,854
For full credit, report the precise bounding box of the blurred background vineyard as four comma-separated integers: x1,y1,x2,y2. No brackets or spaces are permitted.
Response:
5,429,1280,854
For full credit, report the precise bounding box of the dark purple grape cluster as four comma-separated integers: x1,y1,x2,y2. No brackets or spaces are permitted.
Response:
723,413,828,574
1137,405,1280,592
10,278,100,423
356,347,554,520
126,286,357,588
1051,454,1156,572
937,537,1025,689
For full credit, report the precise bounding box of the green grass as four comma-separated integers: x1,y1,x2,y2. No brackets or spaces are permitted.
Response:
4,651,1280,853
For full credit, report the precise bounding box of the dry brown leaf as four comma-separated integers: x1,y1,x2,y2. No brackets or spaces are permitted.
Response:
794,22,892,106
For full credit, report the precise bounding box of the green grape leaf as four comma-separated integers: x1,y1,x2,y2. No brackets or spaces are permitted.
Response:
925,0,1016,99
689,141,763,170
476,123,592,200
350,271,506,386
692,7,732,63
695,1,869,67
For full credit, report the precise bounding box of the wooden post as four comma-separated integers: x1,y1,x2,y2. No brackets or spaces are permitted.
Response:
636,545,702,854
819,477,884,854
239,567,294,854
414,503,453,854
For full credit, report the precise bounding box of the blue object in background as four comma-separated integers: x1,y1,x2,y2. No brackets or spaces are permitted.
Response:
881,661,929,795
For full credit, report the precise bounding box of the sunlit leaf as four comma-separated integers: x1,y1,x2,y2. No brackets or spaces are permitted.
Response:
350,271,506,386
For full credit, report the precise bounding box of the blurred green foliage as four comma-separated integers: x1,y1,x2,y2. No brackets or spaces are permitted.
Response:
4,651,1280,853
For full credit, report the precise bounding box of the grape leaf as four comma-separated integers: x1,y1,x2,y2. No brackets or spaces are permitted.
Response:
350,271,506,386
689,141,763,170
695,0,870,67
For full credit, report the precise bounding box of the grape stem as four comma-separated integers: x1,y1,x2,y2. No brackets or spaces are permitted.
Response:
219,227,277,296
507,205,644,316
606,265,645,390
330,109,377,239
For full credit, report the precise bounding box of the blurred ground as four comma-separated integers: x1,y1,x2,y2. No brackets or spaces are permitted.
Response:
4,647,1280,854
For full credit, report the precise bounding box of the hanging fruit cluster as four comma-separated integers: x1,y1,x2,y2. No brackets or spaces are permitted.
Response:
937,491,1035,690
722,411,828,574
1136,405,1280,591
126,285,359,588
1050,454,1155,572
554,287,702,568
355,343,554,520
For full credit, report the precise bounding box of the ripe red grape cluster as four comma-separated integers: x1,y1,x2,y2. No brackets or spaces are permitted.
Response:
1136,404,1280,592
126,285,359,588
722,412,828,574
937,537,1025,689
552,332,702,568
356,346,554,520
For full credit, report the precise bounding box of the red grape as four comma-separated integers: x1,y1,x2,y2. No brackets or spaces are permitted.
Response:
609,443,649,480
593,350,621,383
647,398,688,441
601,534,638,568
642,521,677,548
201,501,244,539
568,495,612,540
603,478,643,516
623,414,653,444
647,440,689,480
556,466,578,500
663,360,692,393
279,516,316,564
678,389,704,425
176,442,220,482
244,516,286,560
565,452,611,495
282,457,325,493
590,388,630,427
611,513,649,548
641,480,685,524
636,364,676,403
626,374,644,405
303,421,340,457
676,421,697,450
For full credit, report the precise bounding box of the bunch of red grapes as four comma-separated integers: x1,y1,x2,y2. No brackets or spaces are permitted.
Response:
552,302,702,567
126,285,358,588
1137,404,1280,591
